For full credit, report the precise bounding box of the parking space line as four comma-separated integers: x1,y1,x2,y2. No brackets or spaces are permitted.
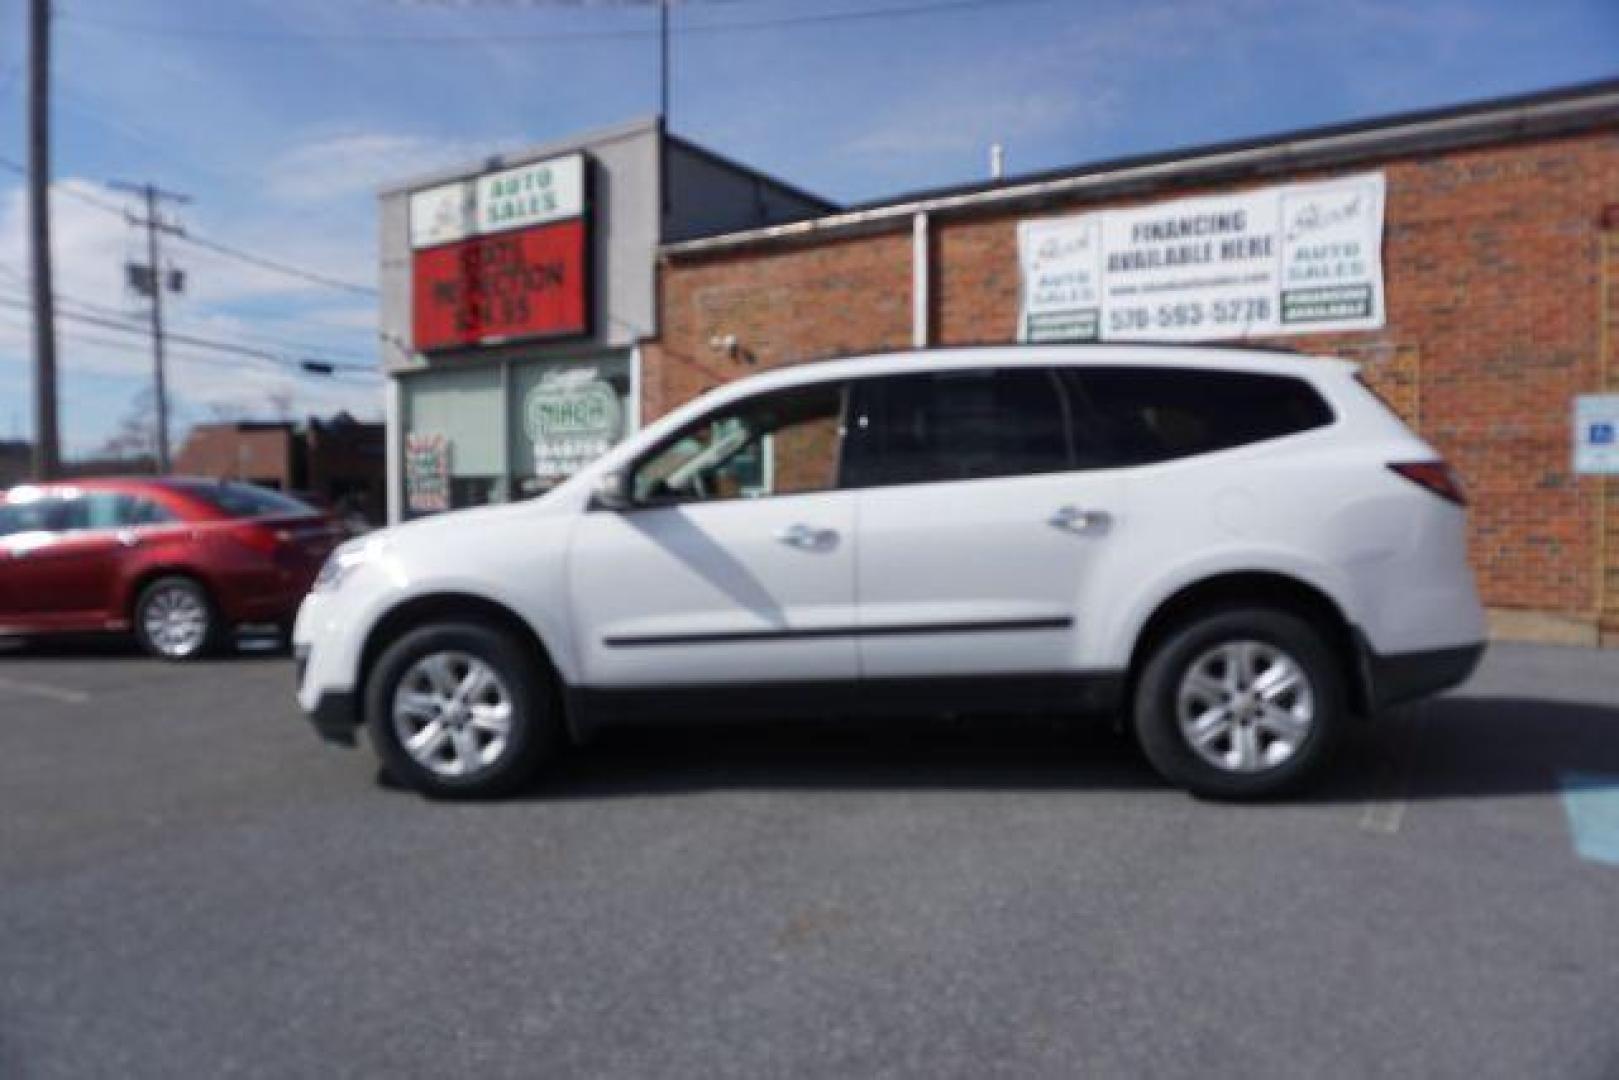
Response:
1359,782,1408,834
1359,706,1424,835
1560,772,1619,867
0,675,92,705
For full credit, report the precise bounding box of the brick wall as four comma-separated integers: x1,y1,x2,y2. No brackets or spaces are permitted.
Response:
653,130,1619,635
174,425,297,490
644,231,913,419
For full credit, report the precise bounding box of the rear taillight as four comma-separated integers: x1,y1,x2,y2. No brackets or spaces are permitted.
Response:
1388,460,1467,506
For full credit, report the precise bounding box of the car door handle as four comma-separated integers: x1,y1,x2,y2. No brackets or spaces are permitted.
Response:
116,529,141,548
1048,506,1111,532
776,523,837,550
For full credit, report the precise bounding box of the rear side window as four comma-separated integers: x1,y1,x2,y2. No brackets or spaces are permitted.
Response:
61,492,178,530
0,497,59,537
1067,367,1333,466
850,368,1087,487
0,492,177,536
184,482,314,518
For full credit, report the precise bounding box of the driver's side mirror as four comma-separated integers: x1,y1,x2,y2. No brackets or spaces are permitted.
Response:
590,469,633,511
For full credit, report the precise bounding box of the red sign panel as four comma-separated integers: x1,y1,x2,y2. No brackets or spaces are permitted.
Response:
412,218,588,352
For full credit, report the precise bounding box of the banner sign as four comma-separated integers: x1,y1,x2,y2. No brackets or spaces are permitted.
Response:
409,153,585,250
404,433,451,513
1574,394,1619,475
411,218,588,351
1018,172,1385,343
526,371,623,480
409,153,590,351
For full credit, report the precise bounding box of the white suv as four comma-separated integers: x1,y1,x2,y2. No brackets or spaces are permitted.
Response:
293,345,1485,799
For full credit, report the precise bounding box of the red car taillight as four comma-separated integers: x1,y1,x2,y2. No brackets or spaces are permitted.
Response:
1388,460,1468,507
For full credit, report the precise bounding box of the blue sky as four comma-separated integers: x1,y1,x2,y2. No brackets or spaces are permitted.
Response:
0,0,1614,455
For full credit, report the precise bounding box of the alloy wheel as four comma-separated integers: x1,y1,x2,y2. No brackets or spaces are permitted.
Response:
1175,639,1316,774
141,585,211,659
391,651,514,778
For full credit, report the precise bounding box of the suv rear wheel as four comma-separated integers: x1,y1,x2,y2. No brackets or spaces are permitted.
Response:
1133,607,1345,799
366,621,559,799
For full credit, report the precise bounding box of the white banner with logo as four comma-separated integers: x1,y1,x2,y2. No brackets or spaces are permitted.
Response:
1018,172,1386,343
526,368,624,481
409,153,585,249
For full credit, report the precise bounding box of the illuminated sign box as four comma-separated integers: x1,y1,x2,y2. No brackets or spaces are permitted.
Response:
409,153,591,351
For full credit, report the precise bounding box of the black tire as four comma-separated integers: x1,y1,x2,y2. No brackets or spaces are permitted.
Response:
365,621,559,799
1133,607,1345,800
132,575,222,661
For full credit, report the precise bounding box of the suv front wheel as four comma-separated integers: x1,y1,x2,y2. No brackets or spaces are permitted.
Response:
366,622,559,799
1133,607,1345,799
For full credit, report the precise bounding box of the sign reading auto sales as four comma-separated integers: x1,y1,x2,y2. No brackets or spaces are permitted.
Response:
409,153,589,351
1017,172,1385,343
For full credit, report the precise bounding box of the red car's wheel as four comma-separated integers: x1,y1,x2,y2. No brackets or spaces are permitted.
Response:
133,576,222,661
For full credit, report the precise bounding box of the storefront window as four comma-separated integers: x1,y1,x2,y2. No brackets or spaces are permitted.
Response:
401,366,506,517
400,352,634,516
509,355,632,500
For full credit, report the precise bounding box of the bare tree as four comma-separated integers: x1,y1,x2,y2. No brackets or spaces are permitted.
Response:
98,387,159,459
266,389,296,422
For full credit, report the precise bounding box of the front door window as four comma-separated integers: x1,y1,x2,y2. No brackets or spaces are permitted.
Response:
631,382,845,505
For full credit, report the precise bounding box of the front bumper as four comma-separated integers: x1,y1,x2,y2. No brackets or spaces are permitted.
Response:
295,643,361,746
1357,634,1486,713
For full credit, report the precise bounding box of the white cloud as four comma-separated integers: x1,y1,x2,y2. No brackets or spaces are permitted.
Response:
262,131,520,204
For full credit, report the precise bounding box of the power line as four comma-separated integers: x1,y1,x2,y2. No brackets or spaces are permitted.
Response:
0,261,374,361
0,156,379,296
59,0,1056,44
0,293,379,375
164,230,378,297
0,314,379,384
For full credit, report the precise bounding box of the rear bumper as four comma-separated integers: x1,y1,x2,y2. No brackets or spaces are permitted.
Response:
1357,634,1486,713
295,645,360,746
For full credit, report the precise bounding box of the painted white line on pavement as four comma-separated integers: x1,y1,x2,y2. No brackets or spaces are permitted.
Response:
0,675,92,705
1359,705,1425,835
1359,783,1407,834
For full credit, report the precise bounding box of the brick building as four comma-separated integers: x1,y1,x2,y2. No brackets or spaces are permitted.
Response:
643,81,1619,647
175,414,385,523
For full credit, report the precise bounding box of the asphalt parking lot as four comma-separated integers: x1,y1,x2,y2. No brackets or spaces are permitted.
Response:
2,639,1618,1079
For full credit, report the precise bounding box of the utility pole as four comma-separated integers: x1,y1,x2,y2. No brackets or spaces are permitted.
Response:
27,0,59,480
659,0,670,123
657,0,671,219
111,180,189,474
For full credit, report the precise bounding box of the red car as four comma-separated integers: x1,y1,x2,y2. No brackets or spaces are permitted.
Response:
0,477,343,660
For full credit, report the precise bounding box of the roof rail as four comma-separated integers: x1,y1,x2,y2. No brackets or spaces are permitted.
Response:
764,340,1314,366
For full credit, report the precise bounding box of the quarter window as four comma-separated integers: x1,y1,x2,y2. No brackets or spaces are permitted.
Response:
73,493,176,530
1067,367,1334,465
631,382,847,504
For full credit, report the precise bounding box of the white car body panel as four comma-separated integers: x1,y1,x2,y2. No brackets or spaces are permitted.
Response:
854,469,1125,677
567,490,859,686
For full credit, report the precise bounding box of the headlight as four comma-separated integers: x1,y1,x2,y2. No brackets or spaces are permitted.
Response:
312,539,374,593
